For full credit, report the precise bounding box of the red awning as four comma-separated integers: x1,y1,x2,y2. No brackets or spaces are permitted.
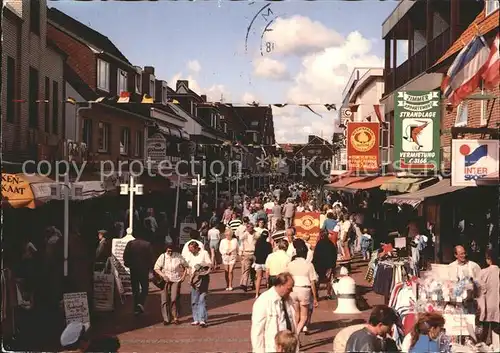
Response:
324,176,366,190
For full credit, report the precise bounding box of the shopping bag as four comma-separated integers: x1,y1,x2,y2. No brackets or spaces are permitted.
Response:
93,258,114,312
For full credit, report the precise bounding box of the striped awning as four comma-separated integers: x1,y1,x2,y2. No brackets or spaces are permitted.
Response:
384,179,467,208
380,177,437,193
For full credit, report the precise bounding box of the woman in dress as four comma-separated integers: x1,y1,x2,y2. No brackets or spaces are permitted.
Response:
218,228,238,291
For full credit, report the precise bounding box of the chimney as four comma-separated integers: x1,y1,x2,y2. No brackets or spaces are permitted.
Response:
201,94,207,102
144,66,155,75
176,80,189,92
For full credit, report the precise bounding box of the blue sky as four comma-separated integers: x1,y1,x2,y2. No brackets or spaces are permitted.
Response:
50,0,399,143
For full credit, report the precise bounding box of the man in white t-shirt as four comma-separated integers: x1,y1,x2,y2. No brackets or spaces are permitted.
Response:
448,245,481,280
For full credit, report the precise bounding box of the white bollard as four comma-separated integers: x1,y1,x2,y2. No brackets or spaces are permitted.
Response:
333,266,361,314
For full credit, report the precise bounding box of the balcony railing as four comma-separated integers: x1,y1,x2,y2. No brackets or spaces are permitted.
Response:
384,27,451,95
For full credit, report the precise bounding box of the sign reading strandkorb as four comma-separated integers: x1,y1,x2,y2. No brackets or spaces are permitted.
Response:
347,122,380,172
451,139,499,186
394,91,440,172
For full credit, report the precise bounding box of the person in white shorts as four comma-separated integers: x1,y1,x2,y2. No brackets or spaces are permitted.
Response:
219,228,238,290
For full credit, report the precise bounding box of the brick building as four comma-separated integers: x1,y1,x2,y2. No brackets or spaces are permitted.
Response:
2,0,66,164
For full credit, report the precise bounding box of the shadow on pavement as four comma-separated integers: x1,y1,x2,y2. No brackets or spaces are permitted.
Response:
308,318,365,334
206,313,252,327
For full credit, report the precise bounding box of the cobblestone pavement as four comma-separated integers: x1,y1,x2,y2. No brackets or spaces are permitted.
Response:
91,257,384,352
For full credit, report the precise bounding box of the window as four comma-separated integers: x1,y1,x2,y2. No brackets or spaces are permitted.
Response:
486,0,499,16
253,132,258,143
251,121,259,127
120,127,130,155
30,0,40,35
52,81,59,134
6,57,15,123
82,119,92,149
455,102,468,127
135,71,142,93
98,122,110,152
223,123,227,133
29,67,39,128
97,59,110,92
44,77,50,132
162,85,168,104
211,113,217,128
117,69,127,95
135,131,143,157
149,78,155,99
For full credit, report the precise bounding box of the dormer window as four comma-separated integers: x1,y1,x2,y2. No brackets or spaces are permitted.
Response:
149,77,155,100
135,69,142,94
117,69,127,95
97,59,110,92
162,83,168,105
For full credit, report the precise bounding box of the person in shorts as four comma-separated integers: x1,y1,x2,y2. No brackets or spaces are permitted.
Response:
207,224,220,269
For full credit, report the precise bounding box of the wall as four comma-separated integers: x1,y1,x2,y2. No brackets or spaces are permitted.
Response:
65,83,85,140
440,84,500,169
2,0,65,161
352,77,385,122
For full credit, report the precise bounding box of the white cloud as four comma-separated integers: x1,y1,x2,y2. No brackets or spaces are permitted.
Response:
242,92,258,104
186,60,201,73
263,15,344,56
253,57,290,80
273,30,383,143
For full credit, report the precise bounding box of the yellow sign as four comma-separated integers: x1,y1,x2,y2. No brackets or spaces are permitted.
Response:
2,173,36,208
350,126,376,153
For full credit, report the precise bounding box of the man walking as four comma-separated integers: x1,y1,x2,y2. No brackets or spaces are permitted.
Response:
123,232,153,315
283,200,295,229
251,272,296,353
239,223,259,292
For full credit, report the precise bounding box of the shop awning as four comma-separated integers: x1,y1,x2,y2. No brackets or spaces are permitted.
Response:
1,173,54,209
324,176,366,190
380,177,437,193
476,171,499,186
343,176,395,191
384,179,467,208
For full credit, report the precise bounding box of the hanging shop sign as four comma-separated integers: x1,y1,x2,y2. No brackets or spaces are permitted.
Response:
346,122,380,172
146,133,167,163
451,139,499,186
394,91,440,172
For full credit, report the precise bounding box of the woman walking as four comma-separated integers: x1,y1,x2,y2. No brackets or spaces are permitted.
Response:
478,249,500,350
207,224,220,269
153,243,188,325
219,228,238,291
252,231,273,298
312,230,337,300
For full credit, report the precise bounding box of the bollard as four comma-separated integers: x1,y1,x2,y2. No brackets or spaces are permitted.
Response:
333,266,361,314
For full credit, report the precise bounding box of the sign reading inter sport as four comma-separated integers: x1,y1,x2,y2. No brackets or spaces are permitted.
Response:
394,91,441,172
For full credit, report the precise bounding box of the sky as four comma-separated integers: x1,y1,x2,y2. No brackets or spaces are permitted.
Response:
50,0,403,144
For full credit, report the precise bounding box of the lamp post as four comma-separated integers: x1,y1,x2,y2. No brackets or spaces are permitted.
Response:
50,175,84,277
191,174,205,218
120,175,144,238
225,174,233,201
235,173,241,194
209,174,222,208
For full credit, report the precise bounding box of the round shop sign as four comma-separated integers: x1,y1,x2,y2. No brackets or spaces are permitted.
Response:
350,126,376,153
298,215,319,231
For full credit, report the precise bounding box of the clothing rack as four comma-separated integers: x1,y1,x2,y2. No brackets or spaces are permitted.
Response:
372,257,417,302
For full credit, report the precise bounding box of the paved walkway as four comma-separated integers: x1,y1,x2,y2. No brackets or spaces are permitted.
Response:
91,257,384,352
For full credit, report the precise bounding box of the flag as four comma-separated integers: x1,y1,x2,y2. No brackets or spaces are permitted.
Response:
373,104,384,123
300,104,322,118
141,94,154,103
481,34,499,90
117,91,130,103
94,97,105,103
273,104,288,108
171,99,180,104
324,104,336,111
441,35,491,106
36,99,49,103
65,97,76,105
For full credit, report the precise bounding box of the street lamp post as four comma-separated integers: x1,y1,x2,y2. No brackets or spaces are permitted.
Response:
209,174,222,208
235,173,241,194
191,174,206,218
120,176,144,238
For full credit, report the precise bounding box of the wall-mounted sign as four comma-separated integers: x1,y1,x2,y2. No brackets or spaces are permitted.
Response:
346,122,380,172
451,139,499,186
146,133,167,163
394,91,440,172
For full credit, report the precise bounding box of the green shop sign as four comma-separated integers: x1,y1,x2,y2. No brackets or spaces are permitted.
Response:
394,90,441,173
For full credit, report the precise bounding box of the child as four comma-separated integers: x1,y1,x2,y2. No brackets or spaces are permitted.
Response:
275,330,298,353
360,229,373,261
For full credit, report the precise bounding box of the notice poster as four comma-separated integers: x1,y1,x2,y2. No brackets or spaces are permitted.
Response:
346,122,380,172
179,223,197,246
93,260,114,312
394,91,440,172
451,139,499,186
293,212,321,248
63,292,90,326
111,238,133,295
443,314,475,337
